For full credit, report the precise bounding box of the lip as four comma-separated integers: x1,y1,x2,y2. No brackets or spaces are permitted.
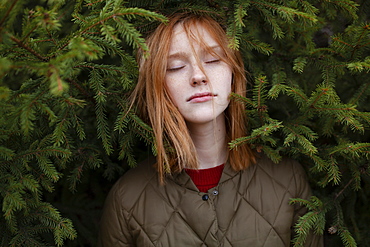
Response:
187,92,216,103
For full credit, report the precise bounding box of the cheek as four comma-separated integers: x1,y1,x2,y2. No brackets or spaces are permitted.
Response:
226,76,232,91
165,79,180,107
222,71,233,93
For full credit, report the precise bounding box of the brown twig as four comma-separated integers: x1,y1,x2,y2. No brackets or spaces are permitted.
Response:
9,34,48,61
0,0,19,28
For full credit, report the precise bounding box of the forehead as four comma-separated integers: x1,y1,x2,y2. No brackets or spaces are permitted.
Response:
168,23,219,53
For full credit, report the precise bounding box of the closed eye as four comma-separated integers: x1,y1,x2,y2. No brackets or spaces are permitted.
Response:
167,65,185,71
205,59,220,64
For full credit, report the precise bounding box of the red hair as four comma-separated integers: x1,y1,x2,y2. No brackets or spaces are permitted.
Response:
131,13,255,182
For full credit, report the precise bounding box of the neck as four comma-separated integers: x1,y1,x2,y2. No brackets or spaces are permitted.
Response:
186,114,228,169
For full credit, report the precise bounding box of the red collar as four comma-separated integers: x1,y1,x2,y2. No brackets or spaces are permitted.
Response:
185,164,225,193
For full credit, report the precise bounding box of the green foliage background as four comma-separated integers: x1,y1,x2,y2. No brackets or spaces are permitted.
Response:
0,0,369,246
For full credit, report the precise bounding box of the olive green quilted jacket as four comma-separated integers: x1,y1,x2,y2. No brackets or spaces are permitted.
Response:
98,155,323,246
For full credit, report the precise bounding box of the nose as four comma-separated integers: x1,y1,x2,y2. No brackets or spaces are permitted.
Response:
190,64,207,86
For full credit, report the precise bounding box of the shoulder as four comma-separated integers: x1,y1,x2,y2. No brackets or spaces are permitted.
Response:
252,154,309,196
117,155,157,184
108,156,158,210
255,154,307,178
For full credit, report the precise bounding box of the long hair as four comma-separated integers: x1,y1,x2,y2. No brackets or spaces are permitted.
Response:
131,13,256,182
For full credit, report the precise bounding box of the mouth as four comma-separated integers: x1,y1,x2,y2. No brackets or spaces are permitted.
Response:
187,92,217,103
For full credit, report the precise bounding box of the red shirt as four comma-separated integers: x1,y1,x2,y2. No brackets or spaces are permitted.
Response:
185,164,225,192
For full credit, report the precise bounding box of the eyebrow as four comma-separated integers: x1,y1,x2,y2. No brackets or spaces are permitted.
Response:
167,45,222,59
167,51,187,60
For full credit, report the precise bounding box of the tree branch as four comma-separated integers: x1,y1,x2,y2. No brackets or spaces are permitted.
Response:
0,0,19,28
9,34,48,61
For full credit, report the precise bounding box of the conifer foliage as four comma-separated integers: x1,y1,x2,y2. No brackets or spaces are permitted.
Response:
0,0,369,246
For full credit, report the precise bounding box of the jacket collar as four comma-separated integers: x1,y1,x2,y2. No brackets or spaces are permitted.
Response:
168,162,257,192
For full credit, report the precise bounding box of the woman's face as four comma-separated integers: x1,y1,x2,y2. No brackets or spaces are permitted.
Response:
165,23,232,125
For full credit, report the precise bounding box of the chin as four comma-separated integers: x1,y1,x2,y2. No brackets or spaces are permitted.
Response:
185,114,225,126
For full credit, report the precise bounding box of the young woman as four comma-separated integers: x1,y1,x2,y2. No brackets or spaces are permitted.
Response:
98,13,323,246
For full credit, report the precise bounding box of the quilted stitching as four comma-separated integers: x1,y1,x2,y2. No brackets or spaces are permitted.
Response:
108,155,308,246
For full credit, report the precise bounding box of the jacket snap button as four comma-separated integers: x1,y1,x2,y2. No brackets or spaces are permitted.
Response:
202,194,209,201
212,190,219,196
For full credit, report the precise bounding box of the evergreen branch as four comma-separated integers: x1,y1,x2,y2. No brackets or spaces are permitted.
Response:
356,41,370,50
339,227,357,247
243,36,274,55
307,154,327,173
0,146,15,160
290,197,326,247
308,88,330,109
68,79,93,101
268,83,287,99
282,125,318,155
334,177,355,201
297,0,319,15
253,76,270,123
117,134,136,167
54,218,77,247
74,63,125,75
326,161,342,186
129,113,154,145
95,103,113,155
3,191,27,222
313,106,356,111
114,100,154,147
8,34,48,61
229,135,260,150
100,22,120,43
0,0,19,28
19,174,40,195
350,24,370,59
71,13,87,25
229,92,255,107
292,211,319,246
18,99,37,136
332,36,354,49
347,61,370,73
72,114,86,141
20,25,39,44
229,121,283,149
349,81,370,105
249,1,317,37
285,87,308,107
257,145,282,163
234,3,247,28
227,3,247,49
321,0,359,20
330,143,370,156
3,147,71,167
52,117,71,147
276,6,317,23
293,57,308,73
85,0,106,7
24,202,77,246
290,196,324,214
251,2,284,39
68,147,102,190
79,8,166,35
340,115,364,133
89,68,107,103
113,17,147,51
175,3,221,17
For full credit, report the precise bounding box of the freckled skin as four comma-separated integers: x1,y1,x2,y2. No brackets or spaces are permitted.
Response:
165,24,233,125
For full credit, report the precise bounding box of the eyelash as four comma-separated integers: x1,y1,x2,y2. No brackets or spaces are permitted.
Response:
167,66,185,71
167,59,220,71
206,59,220,64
